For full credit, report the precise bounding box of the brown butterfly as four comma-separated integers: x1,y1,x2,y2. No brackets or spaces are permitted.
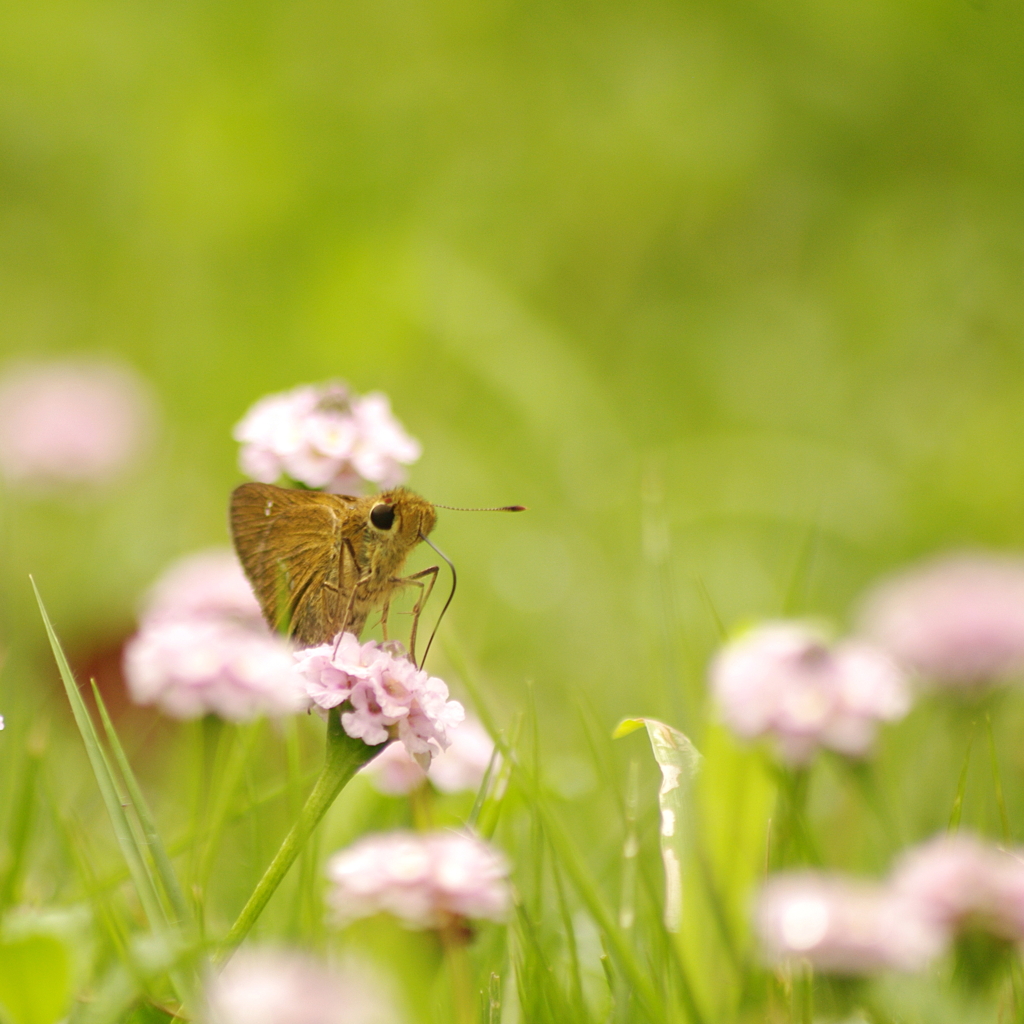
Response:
230,482,523,658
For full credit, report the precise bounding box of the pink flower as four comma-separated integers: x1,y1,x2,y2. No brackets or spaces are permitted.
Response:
710,622,910,764
233,382,420,493
756,873,944,974
361,717,498,796
123,618,304,721
326,830,511,930
858,552,1024,685
891,834,1024,941
139,548,262,627
293,635,464,766
205,948,399,1024
0,359,155,487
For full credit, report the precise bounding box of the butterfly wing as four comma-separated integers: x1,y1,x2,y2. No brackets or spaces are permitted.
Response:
229,482,362,646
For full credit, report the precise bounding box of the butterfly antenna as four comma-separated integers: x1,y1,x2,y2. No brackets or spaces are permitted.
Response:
433,504,527,512
418,534,457,668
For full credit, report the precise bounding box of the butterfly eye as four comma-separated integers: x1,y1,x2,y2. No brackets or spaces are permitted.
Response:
370,503,395,531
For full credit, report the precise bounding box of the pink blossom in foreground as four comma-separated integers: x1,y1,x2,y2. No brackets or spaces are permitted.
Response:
294,634,464,767
361,717,498,795
326,830,511,930
756,873,944,974
205,948,399,1024
710,621,910,764
0,359,155,487
858,552,1024,685
139,548,262,627
124,618,303,721
891,834,1024,941
233,381,420,493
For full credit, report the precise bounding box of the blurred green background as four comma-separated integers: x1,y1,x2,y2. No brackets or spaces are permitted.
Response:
4,0,1024,721
2,0,1024,1013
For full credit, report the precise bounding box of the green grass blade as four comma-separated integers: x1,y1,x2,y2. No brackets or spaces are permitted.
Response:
30,579,199,1012
550,853,586,1019
618,758,640,932
948,724,975,833
0,728,44,909
693,575,727,641
534,795,670,1023
782,517,820,617
30,577,169,937
986,713,1011,845
467,743,502,829
196,720,263,890
91,680,192,927
442,640,670,1021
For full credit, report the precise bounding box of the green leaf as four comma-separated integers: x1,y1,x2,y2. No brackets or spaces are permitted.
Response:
615,717,702,932
0,934,72,1024
611,718,646,739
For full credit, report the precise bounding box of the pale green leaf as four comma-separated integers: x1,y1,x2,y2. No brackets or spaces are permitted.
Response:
615,717,702,932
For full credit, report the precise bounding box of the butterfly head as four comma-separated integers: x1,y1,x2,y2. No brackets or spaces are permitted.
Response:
367,487,437,548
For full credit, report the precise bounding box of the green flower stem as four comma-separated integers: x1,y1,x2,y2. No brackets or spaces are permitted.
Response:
216,709,379,962
770,765,820,869
440,924,476,1024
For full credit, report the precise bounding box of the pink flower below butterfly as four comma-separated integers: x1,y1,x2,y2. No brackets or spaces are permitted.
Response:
293,634,464,767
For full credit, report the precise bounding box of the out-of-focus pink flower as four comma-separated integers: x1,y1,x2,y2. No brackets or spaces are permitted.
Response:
362,717,497,795
361,740,428,795
205,948,399,1024
294,634,464,767
233,382,420,494
326,830,511,930
756,872,944,974
710,621,910,764
124,618,303,721
0,359,155,487
858,553,1024,685
891,834,1024,941
139,548,262,627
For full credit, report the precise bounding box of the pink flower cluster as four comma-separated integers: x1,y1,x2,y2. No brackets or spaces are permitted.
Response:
756,833,1024,975
0,358,155,488
123,549,303,721
233,381,421,494
326,830,511,930
710,622,910,764
858,552,1024,685
891,834,1024,941
293,634,464,767
361,717,498,796
205,948,398,1024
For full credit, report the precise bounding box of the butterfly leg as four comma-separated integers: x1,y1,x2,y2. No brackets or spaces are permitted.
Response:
379,598,392,641
332,538,371,655
396,565,439,667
